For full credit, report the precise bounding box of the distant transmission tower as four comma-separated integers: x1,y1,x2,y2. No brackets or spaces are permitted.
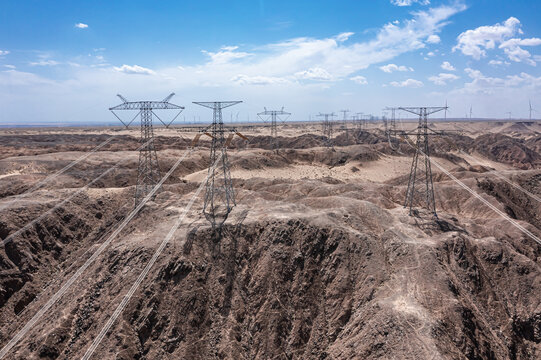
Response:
193,101,243,229
399,106,447,218
257,107,291,150
318,112,336,147
384,107,399,150
340,109,350,140
110,93,184,206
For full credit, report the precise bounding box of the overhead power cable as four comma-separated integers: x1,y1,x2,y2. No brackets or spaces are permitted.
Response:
1,139,153,247
0,149,193,359
81,154,222,360
0,136,116,211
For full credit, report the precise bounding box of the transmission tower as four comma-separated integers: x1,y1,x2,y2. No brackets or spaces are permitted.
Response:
110,94,184,207
399,106,447,218
193,101,243,229
257,107,291,150
340,109,350,140
384,107,399,150
318,113,337,147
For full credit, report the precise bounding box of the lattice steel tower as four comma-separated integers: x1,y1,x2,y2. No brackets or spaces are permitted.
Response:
399,106,447,218
194,101,242,229
340,109,350,140
110,94,184,206
318,113,336,147
257,107,291,150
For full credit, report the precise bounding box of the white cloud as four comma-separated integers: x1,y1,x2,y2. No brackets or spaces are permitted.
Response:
0,2,467,124
0,50,9,56
202,46,252,64
453,17,541,65
427,34,441,44
391,0,430,6
441,61,455,71
75,23,88,29
390,78,424,87
29,60,60,66
427,51,436,57
379,63,412,73
460,67,541,94
4,64,15,69
336,32,354,42
499,37,541,66
350,75,367,85
231,74,290,85
488,60,510,66
294,67,333,81
429,72,459,85
113,64,156,75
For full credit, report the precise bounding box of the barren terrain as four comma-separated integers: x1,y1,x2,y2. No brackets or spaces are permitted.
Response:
0,120,541,359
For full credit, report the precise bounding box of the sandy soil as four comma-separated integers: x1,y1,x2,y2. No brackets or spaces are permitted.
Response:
0,120,540,359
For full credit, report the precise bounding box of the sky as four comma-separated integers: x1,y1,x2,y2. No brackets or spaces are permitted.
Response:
1,0,541,125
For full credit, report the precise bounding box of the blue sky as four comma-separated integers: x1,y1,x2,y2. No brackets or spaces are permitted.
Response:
1,0,541,124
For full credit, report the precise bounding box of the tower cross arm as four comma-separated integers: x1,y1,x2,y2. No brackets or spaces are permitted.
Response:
193,101,242,110
109,101,184,111
398,107,448,116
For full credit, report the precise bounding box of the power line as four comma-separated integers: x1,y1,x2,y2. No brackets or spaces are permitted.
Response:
80,154,222,360
1,139,154,247
0,136,116,212
0,149,193,360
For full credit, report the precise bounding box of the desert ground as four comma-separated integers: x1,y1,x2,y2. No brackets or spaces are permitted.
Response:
0,119,541,359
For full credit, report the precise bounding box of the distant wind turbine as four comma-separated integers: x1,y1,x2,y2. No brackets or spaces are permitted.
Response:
529,100,537,121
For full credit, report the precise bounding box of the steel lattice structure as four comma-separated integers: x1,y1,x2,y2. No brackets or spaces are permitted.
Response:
384,107,399,150
110,94,184,207
398,106,447,218
340,109,350,140
318,113,337,147
194,101,242,229
257,107,291,150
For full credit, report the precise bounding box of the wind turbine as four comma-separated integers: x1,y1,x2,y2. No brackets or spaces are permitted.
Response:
469,105,473,120
529,100,537,121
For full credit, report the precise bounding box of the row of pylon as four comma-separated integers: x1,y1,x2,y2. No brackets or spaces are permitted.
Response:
110,93,449,228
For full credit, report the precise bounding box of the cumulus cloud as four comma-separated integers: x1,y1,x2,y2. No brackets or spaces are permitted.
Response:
441,61,455,71
429,72,459,85
113,64,156,75
336,32,354,42
488,59,510,66
190,2,463,82
350,75,368,84
231,74,289,85
379,64,413,73
0,2,467,124
459,67,541,94
453,17,541,65
499,37,541,66
390,78,424,88
391,0,430,6
426,34,441,44
202,46,252,64
75,23,88,29
0,50,9,56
